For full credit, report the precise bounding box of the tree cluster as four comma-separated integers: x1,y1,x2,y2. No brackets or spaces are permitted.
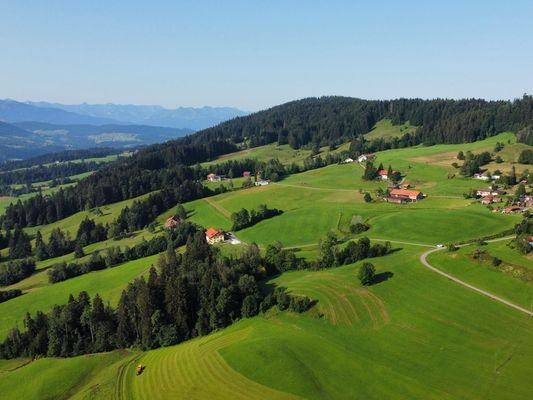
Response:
0,234,313,359
0,258,35,286
231,204,283,231
0,289,22,304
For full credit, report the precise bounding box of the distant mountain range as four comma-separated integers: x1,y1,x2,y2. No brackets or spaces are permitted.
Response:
0,120,193,161
25,101,248,130
0,99,248,161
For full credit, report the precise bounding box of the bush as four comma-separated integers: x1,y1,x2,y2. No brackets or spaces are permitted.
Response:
350,222,370,234
358,262,376,286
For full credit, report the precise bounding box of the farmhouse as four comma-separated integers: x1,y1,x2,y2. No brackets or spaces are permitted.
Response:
243,171,252,177
344,158,354,163
378,169,399,181
357,154,375,163
473,173,490,181
164,215,180,229
503,206,522,214
481,195,502,205
205,228,225,244
528,236,533,248
387,189,424,203
476,188,502,197
519,195,533,207
207,173,222,182
255,179,270,186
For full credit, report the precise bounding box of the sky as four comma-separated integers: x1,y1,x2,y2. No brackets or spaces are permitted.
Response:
0,0,532,110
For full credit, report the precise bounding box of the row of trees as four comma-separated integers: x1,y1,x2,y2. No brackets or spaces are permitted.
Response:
230,204,283,231
0,289,22,303
48,223,197,283
0,259,35,286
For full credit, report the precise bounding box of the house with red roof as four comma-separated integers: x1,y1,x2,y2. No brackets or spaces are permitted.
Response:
205,228,225,244
378,169,400,181
481,195,502,205
387,189,424,203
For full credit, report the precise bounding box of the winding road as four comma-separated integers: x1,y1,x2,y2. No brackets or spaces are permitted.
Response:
419,236,533,317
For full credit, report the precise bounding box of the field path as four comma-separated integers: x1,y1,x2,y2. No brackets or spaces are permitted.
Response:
204,197,232,218
419,237,533,317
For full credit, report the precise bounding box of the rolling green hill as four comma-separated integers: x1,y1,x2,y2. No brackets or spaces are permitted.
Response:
0,128,531,399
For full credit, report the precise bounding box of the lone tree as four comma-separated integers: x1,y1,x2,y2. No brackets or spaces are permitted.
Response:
358,262,376,285
363,192,372,203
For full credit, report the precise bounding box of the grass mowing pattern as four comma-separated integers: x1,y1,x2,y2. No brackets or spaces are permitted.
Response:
121,328,301,400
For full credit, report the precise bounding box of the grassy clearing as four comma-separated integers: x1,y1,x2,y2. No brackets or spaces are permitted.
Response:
0,254,159,340
364,119,416,140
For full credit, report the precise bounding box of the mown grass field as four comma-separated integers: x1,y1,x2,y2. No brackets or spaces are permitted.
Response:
7,245,530,399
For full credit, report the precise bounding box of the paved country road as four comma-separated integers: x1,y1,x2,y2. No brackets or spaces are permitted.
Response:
420,236,533,317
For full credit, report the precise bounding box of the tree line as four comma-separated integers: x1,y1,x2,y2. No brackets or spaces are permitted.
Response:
231,204,283,231
48,222,197,283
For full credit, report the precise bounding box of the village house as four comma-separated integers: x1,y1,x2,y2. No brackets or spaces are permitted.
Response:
378,169,399,181
344,157,354,163
357,154,375,163
481,195,502,205
519,195,533,207
207,173,222,182
503,206,522,214
387,189,424,203
255,179,270,186
243,171,252,177
476,188,502,197
528,236,533,248
473,173,490,181
164,215,180,229
205,228,225,245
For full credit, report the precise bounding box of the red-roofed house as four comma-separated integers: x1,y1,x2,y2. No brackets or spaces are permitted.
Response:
503,206,522,214
243,171,251,177
205,228,225,244
387,189,424,203
481,196,502,205
378,169,399,180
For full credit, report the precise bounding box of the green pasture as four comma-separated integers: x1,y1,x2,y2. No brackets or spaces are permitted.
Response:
0,254,159,340
364,118,417,140
428,241,533,309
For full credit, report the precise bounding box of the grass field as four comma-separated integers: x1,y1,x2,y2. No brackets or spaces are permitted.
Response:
364,119,417,140
13,244,529,399
428,241,533,309
0,254,159,340
0,350,136,400
0,132,531,399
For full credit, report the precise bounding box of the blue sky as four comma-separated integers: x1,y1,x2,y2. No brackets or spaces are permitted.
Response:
0,0,532,110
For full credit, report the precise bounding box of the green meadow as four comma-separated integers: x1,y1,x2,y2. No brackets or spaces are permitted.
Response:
5,245,531,399
0,131,531,399
428,241,533,309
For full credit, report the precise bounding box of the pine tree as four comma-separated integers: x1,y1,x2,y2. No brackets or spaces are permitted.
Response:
34,231,48,260
74,241,85,259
